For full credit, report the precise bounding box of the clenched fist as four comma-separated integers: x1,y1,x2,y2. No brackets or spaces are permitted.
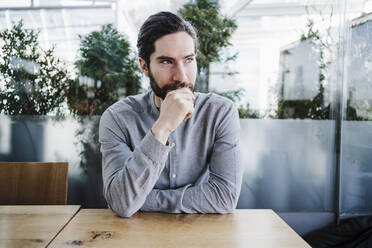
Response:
152,87,195,144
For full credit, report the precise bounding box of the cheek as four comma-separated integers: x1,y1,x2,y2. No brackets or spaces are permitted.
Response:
188,63,197,80
151,66,172,86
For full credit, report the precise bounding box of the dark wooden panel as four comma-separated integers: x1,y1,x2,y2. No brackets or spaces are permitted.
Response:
0,162,68,205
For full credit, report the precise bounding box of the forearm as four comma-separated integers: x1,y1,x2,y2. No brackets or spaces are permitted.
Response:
141,152,243,214
182,174,242,213
102,131,171,217
140,168,243,214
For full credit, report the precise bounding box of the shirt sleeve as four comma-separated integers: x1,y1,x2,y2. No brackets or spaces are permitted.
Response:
140,103,243,214
99,108,171,217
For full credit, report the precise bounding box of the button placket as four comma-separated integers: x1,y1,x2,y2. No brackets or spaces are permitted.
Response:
168,138,176,187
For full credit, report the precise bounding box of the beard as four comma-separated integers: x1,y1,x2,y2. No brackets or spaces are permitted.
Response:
149,70,196,100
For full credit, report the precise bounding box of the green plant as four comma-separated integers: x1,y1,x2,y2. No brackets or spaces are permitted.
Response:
301,19,331,120
276,18,331,120
67,24,142,116
179,0,238,92
68,25,143,174
0,20,71,115
238,103,260,119
213,88,259,118
215,88,244,103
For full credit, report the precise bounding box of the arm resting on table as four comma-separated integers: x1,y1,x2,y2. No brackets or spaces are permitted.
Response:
99,109,171,217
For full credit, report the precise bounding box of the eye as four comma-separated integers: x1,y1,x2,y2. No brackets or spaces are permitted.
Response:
185,57,194,63
161,59,172,64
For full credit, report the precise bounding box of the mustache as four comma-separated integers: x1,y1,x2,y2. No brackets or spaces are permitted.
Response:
162,81,194,95
149,69,196,100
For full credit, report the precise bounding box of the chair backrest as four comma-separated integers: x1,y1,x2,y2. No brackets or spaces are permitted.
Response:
0,162,68,205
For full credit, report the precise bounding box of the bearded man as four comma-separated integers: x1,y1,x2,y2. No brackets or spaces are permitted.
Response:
99,11,242,217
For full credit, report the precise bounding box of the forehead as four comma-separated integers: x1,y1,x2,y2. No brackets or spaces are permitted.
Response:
152,31,195,58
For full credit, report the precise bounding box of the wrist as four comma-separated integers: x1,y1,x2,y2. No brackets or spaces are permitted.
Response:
151,121,171,145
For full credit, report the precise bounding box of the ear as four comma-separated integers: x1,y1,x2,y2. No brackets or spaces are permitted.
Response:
139,58,149,77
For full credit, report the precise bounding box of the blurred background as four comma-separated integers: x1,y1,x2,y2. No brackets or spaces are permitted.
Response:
1,0,371,236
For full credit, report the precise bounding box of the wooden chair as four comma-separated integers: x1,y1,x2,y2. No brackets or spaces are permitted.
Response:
0,162,68,205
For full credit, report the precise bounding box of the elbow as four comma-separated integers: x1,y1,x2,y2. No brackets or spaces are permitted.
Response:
224,204,236,214
217,189,239,214
104,187,139,218
106,197,138,218
219,203,236,214
210,171,242,214
114,208,136,218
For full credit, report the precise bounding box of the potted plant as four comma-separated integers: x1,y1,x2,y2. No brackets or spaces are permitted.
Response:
66,24,142,207
0,20,72,161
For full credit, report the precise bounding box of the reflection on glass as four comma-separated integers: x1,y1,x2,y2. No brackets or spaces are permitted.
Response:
237,119,335,211
340,11,372,213
347,13,372,121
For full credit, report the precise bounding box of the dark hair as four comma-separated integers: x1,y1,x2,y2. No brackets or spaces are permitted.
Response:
137,11,197,66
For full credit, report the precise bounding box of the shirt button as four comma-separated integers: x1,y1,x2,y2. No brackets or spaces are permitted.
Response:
171,142,175,147
172,173,176,178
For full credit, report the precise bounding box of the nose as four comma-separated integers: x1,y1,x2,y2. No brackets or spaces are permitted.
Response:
172,63,187,83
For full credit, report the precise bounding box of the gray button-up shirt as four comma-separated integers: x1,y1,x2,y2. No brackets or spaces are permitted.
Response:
99,90,242,217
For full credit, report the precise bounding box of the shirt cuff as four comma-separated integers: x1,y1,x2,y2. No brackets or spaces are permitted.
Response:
140,131,172,165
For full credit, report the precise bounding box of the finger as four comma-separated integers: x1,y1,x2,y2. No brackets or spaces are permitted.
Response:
183,96,195,103
183,105,194,122
184,113,192,122
167,95,193,105
168,88,193,97
184,111,193,121
174,87,195,97
173,91,195,102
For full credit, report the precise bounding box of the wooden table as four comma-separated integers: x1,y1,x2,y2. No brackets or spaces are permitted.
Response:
49,209,311,248
0,205,80,248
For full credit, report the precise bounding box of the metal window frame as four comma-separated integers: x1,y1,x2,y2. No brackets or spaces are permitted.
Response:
0,0,115,11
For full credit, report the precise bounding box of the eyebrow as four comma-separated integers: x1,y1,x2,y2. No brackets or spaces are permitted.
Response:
156,53,195,61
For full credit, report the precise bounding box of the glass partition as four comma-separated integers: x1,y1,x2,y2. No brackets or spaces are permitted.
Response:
225,0,346,212
340,10,372,214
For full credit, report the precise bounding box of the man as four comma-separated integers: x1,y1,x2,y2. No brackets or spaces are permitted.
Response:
99,11,242,217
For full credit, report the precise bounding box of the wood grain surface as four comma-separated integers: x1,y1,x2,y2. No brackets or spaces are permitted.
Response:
49,209,311,248
0,162,68,205
0,205,80,248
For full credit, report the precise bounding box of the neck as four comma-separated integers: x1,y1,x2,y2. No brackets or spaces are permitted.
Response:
153,94,163,109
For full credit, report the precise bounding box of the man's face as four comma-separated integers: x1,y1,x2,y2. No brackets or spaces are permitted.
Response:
140,31,197,99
